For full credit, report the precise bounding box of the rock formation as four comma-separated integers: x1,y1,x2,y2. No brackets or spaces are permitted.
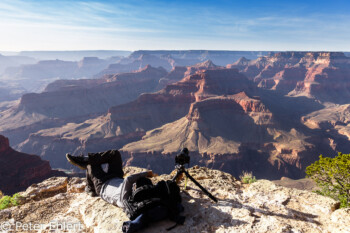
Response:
96,50,269,78
128,50,268,66
14,67,255,170
0,135,64,195
95,54,174,77
17,50,130,61
122,92,274,155
0,166,348,233
155,59,219,90
229,52,350,103
157,66,187,89
119,91,326,179
0,83,26,102
3,51,350,182
10,64,336,179
301,103,350,153
115,66,331,179
0,56,118,93
0,65,168,146
184,60,220,76
0,53,36,74
290,53,350,102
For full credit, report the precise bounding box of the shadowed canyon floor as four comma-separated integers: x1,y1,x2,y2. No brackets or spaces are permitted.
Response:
0,135,65,195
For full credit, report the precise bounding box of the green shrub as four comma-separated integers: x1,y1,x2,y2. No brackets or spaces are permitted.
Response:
0,196,12,210
306,152,350,208
11,193,22,206
240,171,257,184
0,193,23,210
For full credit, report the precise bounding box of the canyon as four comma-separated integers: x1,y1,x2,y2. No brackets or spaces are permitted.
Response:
0,51,350,181
0,57,121,93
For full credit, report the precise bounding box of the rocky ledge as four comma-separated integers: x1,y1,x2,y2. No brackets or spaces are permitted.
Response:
0,166,349,233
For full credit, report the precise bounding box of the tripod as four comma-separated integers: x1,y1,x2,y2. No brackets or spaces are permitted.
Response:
172,165,218,203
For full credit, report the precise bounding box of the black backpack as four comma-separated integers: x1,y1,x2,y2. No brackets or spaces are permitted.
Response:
123,178,185,227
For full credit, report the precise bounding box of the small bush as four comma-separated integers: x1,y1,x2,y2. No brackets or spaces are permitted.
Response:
240,171,257,184
0,193,23,210
11,193,22,206
0,196,12,210
306,152,350,208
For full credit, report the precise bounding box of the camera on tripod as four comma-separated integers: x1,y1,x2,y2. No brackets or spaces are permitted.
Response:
175,148,190,166
173,148,218,203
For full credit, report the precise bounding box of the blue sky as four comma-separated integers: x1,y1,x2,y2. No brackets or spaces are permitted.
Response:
0,0,350,51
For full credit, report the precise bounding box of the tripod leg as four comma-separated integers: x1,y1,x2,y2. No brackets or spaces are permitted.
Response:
172,169,184,183
184,170,218,203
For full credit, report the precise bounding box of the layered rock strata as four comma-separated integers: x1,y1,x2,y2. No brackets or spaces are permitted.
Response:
229,52,350,103
0,66,168,147
0,135,64,195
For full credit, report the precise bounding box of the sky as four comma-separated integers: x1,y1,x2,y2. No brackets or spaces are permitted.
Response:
0,0,350,51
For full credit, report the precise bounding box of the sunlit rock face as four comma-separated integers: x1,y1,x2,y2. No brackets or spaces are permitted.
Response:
10,63,334,179
15,67,255,170
0,166,348,233
0,65,168,147
118,65,326,179
229,52,350,103
3,52,350,181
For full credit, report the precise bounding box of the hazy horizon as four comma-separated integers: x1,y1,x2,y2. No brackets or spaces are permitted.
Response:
2,49,350,53
1,0,350,51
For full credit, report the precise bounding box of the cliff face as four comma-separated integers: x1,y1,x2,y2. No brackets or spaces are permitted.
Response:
17,65,167,118
0,135,64,195
157,60,220,90
13,64,335,179
120,91,323,179
96,54,174,77
4,52,350,180
301,104,350,153
115,65,331,179
15,68,253,170
157,66,187,89
163,68,254,102
0,65,168,148
0,166,348,233
229,52,350,103
127,50,268,66
291,64,350,102
0,135,9,152
1,57,116,93
0,53,36,73
122,92,273,155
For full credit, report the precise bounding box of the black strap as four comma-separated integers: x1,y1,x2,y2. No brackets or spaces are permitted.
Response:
166,223,178,231
166,215,186,231
132,185,156,201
